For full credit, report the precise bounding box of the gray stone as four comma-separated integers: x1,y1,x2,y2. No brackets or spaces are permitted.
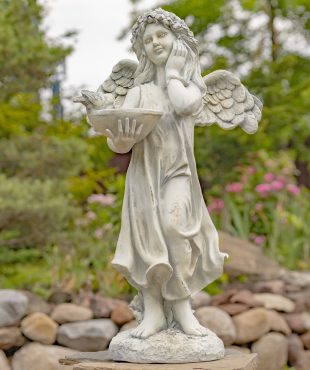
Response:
57,319,118,351
266,310,291,336
233,308,270,345
0,327,26,350
0,350,11,370
109,328,225,363
21,312,58,344
251,332,288,370
195,306,236,345
254,293,295,313
51,303,93,324
0,290,28,326
12,343,77,370
21,290,52,315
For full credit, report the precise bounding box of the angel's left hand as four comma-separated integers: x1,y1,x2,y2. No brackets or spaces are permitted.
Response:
165,39,187,77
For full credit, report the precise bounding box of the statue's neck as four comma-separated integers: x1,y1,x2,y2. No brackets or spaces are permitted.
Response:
155,66,166,88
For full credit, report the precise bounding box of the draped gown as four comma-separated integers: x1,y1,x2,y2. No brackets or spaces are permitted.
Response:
112,82,226,301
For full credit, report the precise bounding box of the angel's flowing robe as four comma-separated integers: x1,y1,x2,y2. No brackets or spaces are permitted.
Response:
112,82,226,301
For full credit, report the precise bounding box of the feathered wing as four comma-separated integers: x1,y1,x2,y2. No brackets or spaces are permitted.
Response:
97,59,138,108
195,70,263,134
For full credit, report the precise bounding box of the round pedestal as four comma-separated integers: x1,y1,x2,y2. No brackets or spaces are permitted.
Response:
109,328,225,363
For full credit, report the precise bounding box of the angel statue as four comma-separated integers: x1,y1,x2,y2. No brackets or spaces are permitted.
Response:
74,8,262,363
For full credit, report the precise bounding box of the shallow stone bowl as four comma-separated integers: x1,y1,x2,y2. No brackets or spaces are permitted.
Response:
88,108,163,142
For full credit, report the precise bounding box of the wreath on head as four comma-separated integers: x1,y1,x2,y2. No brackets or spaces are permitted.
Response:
131,8,198,58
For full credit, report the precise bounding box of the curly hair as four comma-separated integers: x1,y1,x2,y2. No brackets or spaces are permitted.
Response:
131,8,205,92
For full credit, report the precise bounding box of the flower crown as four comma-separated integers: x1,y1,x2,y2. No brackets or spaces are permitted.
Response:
131,8,198,57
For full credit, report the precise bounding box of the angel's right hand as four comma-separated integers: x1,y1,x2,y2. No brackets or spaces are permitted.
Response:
104,117,143,152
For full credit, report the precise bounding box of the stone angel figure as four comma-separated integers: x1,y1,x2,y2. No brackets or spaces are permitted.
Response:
75,7,262,354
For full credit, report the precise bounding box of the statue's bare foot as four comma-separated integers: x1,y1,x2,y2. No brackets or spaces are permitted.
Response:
172,298,208,336
130,315,167,339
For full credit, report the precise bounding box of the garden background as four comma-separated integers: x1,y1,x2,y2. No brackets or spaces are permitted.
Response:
0,0,309,301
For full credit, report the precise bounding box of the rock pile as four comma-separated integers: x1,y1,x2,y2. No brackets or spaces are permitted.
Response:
0,277,309,370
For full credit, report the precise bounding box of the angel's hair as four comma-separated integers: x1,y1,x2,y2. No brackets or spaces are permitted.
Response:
131,8,206,93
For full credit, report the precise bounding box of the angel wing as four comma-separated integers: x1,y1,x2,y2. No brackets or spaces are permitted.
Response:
195,70,263,134
97,59,138,108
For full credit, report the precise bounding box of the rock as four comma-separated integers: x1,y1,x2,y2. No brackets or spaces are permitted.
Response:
254,293,295,312
288,334,306,367
301,332,310,350
287,288,310,311
253,280,285,295
21,290,52,315
0,350,11,370
218,303,248,316
251,332,288,370
195,306,236,345
48,291,72,304
110,304,134,325
57,319,118,351
90,295,126,318
285,312,310,334
0,327,26,350
120,320,138,332
231,290,262,307
210,289,238,306
233,308,270,345
219,232,284,279
11,342,77,370
21,312,58,344
283,271,310,288
191,291,211,309
0,290,28,326
51,303,93,324
225,346,251,354
297,350,310,370
110,328,225,363
266,310,291,336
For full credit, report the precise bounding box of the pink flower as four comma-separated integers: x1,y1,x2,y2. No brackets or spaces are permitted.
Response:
87,193,116,206
86,211,97,221
255,183,272,196
246,166,256,175
270,180,285,191
94,228,105,239
225,182,243,193
254,235,266,245
287,184,300,196
264,173,275,182
208,198,224,214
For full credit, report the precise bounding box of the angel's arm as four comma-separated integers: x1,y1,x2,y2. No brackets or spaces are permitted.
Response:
167,80,202,116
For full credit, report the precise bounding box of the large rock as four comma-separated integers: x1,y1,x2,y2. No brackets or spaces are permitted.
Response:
253,280,285,295
254,293,295,313
110,328,224,363
297,350,310,370
219,232,284,279
0,327,26,350
266,310,291,336
0,290,28,326
301,331,310,350
251,332,288,370
218,303,248,316
231,290,262,307
21,290,52,315
195,306,236,345
11,342,77,370
0,350,11,370
233,308,270,345
191,291,211,309
120,320,138,332
285,312,310,334
21,312,58,344
51,303,93,324
288,334,306,367
57,319,118,351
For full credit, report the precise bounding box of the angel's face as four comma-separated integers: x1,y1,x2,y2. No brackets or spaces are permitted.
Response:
143,23,175,66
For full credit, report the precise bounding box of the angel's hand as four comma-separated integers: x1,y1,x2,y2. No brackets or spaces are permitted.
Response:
165,39,187,78
104,117,143,153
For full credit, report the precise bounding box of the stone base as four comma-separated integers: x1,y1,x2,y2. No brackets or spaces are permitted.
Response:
60,351,258,370
109,328,224,363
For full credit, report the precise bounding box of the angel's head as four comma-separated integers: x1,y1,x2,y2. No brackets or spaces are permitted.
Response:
131,8,205,91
